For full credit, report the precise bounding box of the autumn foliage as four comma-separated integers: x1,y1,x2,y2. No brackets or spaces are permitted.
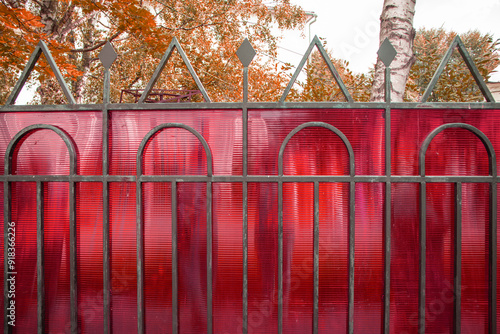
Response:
0,0,305,104
1,2,499,105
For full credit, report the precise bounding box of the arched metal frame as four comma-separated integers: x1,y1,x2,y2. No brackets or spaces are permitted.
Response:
136,123,213,334
278,122,355,334
1,37,499,334
418,123,497,333
3,124,78,334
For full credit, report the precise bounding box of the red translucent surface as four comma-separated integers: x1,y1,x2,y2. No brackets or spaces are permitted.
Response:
248,183,279,333
461,183,489,333
390,183,419,334
213,183,243,333
178,183,208,333
144,182,173,332
109,110,242,175
391,109,498,175
0,112,103,175
249,109,385,175
77,183,104,332
1,108,499,333
425,183,455,333
109,182,137,332
10,182,38,333
318,183,349,332
354,183,383,333
497,184,500,332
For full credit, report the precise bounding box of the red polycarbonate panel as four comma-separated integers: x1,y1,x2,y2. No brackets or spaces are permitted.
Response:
497,184,500,332
283,183,313,332
391,183,419,334
12,129,70,175
248,109,385,176
354,183,384,333
461,183,489,333
142,128,207,175
0,111,103,175
10,182,37,333
248,183,278,333
282,128,349,175
44,182,71,332
212,183,243,333
391,109,500,175
177,182,208,334
76,183,104,332
318,183,349,333
109,110,242,175
143,182,173,333
424,129,489,176
0,185,3,331
425,183,454,333
109,183,137,333
2,106,500,332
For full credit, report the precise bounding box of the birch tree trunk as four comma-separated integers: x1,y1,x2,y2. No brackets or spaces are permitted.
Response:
370,0,416,102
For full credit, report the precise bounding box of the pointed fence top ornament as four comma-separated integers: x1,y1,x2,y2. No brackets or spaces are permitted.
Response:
378,38,397,67
99,41,117,70
237,38,256,67
6,40,76,105
279,35,353,104
138,37,211,103
421,35,495,102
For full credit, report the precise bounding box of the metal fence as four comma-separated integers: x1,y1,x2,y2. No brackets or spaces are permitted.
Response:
1,35,499,333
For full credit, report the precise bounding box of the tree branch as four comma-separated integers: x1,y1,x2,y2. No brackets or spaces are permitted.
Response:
70,30,122,53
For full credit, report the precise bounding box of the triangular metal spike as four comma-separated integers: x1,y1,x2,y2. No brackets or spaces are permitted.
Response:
6,40,76,105
421,36,495,103
279,35,353,104
139,37,211,103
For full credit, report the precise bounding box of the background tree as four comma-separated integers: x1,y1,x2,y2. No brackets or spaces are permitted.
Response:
0,0,305,104
300,48,372,102
371,0,416,102
405,28,500,102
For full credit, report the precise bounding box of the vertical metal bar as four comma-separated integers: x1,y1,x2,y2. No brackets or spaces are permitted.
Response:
278,181,283,334
385,67,391,103
242,66,249,334
207,181,213,334
103,69,111,104
454,183,462,334
37,181,45,334
103,182,110,334
172,181,178,334
243,67,248,176
384,183,391,333
242,181,248,334
4,181,11,334
383,67,392,334
102,102,111,334
313,182,319,334
137,180,144,334
348,181,355,334
69,180,77,334
419,182,426,334
490,182,497,334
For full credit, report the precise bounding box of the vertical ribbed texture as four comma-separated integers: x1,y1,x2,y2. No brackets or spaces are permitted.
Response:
76,183,104,332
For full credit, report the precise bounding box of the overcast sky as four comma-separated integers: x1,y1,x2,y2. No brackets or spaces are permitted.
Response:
277,0,500,81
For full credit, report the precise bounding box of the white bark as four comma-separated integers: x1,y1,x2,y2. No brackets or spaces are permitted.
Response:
370,0,416,102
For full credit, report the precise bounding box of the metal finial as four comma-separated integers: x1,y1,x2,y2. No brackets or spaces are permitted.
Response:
99,42,117,70
378,38,397,67
237,38,256,67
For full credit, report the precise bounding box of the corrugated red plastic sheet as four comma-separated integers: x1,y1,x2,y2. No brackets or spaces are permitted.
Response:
0,108,499,333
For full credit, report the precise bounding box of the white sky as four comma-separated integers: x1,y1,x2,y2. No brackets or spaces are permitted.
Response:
276,0,500,81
